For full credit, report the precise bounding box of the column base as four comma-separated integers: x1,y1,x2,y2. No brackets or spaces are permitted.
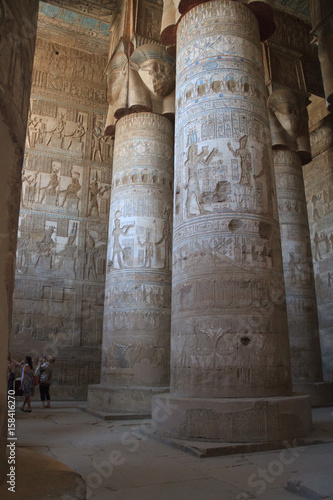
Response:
87,384,169,418
293,382,333,408
151,393,312,442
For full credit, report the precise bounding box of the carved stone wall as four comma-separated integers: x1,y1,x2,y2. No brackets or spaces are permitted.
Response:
10,8,112,399
88,112,173,413
303,114,333,382
0,0,39,483
171,0,291,399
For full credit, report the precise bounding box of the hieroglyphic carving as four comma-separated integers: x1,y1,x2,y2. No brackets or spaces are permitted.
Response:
101,112,173,390
10,12,112,399
171,0,291,402
273,150,323,383
303,138,333,381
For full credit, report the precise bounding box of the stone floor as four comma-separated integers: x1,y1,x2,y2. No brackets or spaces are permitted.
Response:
9,401,333,499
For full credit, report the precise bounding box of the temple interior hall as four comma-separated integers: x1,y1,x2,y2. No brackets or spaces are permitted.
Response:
1,0,333,498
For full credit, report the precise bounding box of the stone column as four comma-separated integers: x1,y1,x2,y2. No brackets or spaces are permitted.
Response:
152,0,312,443
268,90,333,407
88,112,174,415
0,0,39,483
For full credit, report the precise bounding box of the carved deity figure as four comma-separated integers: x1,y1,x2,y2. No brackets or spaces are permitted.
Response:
34,226,56,268
92,121,105,162
46,114,66,147
22,170,38,206
184,144,202,217
138,233,154,268
228,135,252,186
66,121,85,150
27,115,42,148
57,223,78,270
59,171,81,208
110,217,134,269
85,230,98,280
88,179,108,217
156,207,172,269
268,90,311,164
39,166,60,205
313,232,322,261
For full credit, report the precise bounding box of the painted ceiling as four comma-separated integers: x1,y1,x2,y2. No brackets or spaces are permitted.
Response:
275,0,310,19
45,0,311,22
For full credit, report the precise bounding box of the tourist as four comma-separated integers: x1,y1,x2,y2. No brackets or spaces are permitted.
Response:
7,353,22,392
19,356,35,412
36,355,55,408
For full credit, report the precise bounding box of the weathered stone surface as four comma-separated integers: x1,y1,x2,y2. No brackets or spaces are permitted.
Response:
88,112,174,414
273,150,324,388
88,384,169,415
152,394,313,442
10,9,112,399
171,0,291,401
303,133,333,384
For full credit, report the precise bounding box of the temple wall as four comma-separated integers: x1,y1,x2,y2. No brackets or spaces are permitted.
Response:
303,110,333,382
9,6,112,399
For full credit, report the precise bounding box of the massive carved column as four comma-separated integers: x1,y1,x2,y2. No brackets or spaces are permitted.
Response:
267,90,333,406
88,112,174,414
152,0,312,442
87,0,176,415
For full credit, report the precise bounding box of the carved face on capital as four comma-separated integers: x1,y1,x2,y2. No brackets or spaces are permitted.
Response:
130,44,176,99
107,51,128,104
268,91,302,138
273,101,300,136
138,59,175,97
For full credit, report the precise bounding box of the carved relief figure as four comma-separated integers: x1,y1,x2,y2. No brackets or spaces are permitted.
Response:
66,121,85,151
110,215,134,269
22,170,38,206
57,223,78,270
311,193,321,220
34,226,56,268
59,170,81,208
184,144,202,217
156,207,172,269
313,232,322,261
39,165,60,205
138,233,154,268
92,120,105,162
228,135,252,186
85,230,98,280
27,115,42,148
88,178,109,217
46,114,66,147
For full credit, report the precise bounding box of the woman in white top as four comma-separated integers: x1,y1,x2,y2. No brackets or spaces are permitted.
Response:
19,356,35,412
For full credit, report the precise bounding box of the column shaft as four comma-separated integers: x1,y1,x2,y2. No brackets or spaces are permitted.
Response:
152,0,312,443
172,0,290,399
88,112,174,414
273,150,323,382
